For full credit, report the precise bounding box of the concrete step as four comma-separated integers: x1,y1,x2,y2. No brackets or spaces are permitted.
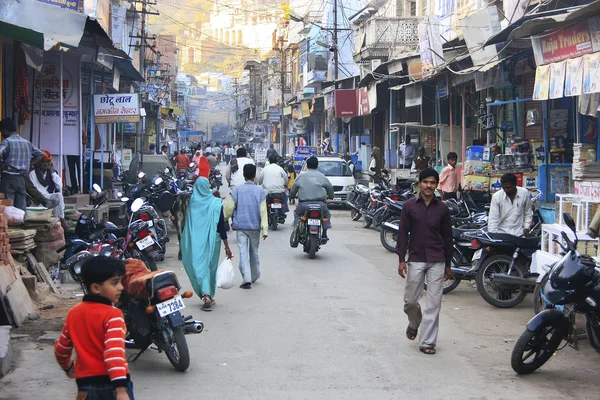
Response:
0,325,12,378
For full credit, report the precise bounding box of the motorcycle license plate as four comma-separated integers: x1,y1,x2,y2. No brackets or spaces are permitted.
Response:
333,198,341,202
472,249,483,261
271,203,282,208
136,236,154,250
147,220,154,227
308,219,321,226
156,295,186,317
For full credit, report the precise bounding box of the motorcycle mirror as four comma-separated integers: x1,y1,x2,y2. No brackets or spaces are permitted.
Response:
189,162,195,168
154,177,163,185
121,197,130,202
138,171,146,179
93,184,102,193
164,167,170,174
117,192,123,197
563,212,576,233
131,198,144,213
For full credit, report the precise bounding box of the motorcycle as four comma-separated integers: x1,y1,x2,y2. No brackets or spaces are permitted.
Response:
470,231,540,308
379,197,405,253
346,183,370,221
266,192,286,231
209,168,223,191
511,212,600,374
292,203,329,259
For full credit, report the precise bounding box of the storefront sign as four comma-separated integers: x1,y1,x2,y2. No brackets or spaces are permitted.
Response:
357,87,370,116
334,89,357,118
32,52,80,155
475,66,502,91
565,56,584,96
94,93,140,123
461,7,502,66
123,122,137,134
38,0,79,10
161,119,177,130
268,106,281,123
574,180,600,201
532,17,600,65
301,101,311,118
294,146,317,172
292,106,299,119
405,84,422,107
549,61,566,99
583,52,600,94
419,16,444,76
437,74,449,98
533,65,550,100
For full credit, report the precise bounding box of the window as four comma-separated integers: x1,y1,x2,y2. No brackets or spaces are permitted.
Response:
409,0,417,16
317,161,353,176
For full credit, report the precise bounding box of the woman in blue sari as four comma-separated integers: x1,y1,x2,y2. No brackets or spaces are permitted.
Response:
181,177,233,311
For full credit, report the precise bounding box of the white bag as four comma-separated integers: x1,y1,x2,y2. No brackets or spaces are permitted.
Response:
216,258,235,289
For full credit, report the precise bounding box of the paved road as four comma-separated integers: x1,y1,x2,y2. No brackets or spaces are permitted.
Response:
2,174,600,399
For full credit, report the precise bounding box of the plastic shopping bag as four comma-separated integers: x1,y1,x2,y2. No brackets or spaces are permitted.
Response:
216,258,235,289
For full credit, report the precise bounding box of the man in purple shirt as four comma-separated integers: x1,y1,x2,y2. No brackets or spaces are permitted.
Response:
396,168,453,355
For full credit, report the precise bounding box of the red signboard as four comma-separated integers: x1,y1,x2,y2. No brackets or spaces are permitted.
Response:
532,18,599,65
357,87,370,116
334,89,357,118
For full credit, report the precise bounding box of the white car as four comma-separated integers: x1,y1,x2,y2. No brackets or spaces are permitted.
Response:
301,156,356,206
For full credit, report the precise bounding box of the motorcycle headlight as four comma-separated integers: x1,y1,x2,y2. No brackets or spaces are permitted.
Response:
346,185,355,191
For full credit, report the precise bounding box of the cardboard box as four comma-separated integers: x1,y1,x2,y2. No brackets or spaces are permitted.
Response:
523,172,538,189
463,160,491,175
490,175,503,192
466,146,486,161
462,175,490,192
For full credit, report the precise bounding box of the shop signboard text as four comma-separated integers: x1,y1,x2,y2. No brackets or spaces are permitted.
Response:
94,93,140,123
532,17,600,65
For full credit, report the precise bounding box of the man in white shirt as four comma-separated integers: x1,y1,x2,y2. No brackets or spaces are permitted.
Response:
259,154,289,214
29,150,67,228
226,147,256,189
488,173,533,237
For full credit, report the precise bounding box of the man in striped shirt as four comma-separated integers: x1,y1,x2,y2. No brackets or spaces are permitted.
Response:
54,256,134,400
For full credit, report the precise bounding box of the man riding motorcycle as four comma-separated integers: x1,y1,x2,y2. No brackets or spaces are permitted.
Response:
259,154,289,215
289,156,334,246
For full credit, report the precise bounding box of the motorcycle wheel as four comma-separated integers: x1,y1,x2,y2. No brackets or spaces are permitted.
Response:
272,217,278,231
350,209,361,221
511,321,567,374
476,255,528,308
585,315,600,355
308,236,317,259
164,325,190,372
380,219,398,253
363,215,372,229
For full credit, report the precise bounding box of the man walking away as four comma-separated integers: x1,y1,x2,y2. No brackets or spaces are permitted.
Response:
224,164,268,289
259,154,289,215
206,152,218,172
226,147,255,190
0,118,45,211
266,144,278,160
289,156,334,245
397,168,453,355
438,152,458,200
488,173,533,237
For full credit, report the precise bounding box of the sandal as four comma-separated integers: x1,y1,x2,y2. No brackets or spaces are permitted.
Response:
419,347,436,355
406,326,418,341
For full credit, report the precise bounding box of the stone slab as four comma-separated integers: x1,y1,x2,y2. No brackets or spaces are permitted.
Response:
0,325,12,378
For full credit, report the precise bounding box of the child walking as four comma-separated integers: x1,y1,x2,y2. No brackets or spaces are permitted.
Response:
54,256,134,400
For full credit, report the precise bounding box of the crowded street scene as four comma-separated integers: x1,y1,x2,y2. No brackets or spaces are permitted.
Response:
1,0,600,398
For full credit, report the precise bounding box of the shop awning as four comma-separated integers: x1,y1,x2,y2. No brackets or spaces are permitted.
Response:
450,58,506,75
0,0,87,50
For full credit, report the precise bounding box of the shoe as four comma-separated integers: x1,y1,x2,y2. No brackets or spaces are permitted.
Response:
240,282,251,289
201,295,212,311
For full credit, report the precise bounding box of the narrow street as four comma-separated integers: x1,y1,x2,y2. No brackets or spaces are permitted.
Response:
2,192,600,399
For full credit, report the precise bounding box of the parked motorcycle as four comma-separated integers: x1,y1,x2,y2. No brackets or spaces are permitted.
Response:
470,231,540,308
511,212,600,374
346,183,369,221
209,168,223,191
292,204,329,259
266,192,286,231
379,197,405,253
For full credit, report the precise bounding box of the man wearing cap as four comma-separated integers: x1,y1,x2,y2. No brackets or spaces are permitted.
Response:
29,150,67,228
0,118,46,211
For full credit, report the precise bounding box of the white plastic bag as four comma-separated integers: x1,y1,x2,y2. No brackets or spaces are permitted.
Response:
216,258,235,289
4,206,25,225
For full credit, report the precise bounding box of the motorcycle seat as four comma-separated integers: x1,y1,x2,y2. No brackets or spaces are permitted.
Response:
104,226,129,238
488,232,540,249
122,259,162,299
452,227,478,240
267,193,285,201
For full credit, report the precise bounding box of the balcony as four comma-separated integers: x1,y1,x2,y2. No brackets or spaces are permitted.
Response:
353,17,422,62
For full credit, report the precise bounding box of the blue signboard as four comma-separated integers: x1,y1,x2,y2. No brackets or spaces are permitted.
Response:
294,146,317,172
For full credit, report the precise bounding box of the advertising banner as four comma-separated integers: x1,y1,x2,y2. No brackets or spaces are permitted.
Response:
532,17,600,65
583,52,600,94
268,106,281,123
565,56,584,96
419,16,444,76
293,146,317,172
94,93,140,123
334,89,357,118
533,65,550,100
405,84,422,107
357,87,370,116
32,52,80,155
549,60,566,99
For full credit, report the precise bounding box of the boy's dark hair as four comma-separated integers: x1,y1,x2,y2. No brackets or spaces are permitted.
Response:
243,163,257,180
0,118,17,133
501,173,517,185
447,152,458,161
419,168,439,184
80,256,126,291
306,156,318,169
287,164,295,173
237,147,247,158
268,154,278,164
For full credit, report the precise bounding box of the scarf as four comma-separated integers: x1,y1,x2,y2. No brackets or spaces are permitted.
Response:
35,169,57,193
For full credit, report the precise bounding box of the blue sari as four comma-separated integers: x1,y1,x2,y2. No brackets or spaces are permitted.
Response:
181,177,222,298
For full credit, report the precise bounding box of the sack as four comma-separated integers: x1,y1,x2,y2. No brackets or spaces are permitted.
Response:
4,206,25,225
230,157,238,174
216,258,235,289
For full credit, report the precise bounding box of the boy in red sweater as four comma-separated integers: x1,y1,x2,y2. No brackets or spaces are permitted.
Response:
55,256,134,400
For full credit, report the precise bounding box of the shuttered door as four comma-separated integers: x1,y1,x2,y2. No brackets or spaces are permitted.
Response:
524,74,542,140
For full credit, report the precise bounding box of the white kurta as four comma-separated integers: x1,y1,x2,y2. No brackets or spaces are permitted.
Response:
29,170,65,219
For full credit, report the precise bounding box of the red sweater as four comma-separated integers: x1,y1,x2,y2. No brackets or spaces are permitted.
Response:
54,294,130,388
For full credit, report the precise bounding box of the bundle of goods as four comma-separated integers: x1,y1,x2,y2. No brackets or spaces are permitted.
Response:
495,154,515,170
33,219,66,268
8,229,37,255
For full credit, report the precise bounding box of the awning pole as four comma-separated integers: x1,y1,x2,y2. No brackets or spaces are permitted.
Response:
449,89,453,152
89,68,94,194
461,92,466,165
78,57,83,193
59,53,64,182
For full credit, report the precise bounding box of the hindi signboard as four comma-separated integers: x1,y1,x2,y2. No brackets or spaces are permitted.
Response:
532,17,600,65
94,93,140,123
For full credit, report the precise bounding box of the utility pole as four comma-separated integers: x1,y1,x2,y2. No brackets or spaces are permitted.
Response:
279,36,287,156
333,0,339,81
234,78,239,131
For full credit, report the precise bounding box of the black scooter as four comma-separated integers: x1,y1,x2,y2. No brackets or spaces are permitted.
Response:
266,192,286,231
511,212,600,374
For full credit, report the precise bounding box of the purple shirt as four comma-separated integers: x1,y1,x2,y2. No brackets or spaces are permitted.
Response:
396,195,453,266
